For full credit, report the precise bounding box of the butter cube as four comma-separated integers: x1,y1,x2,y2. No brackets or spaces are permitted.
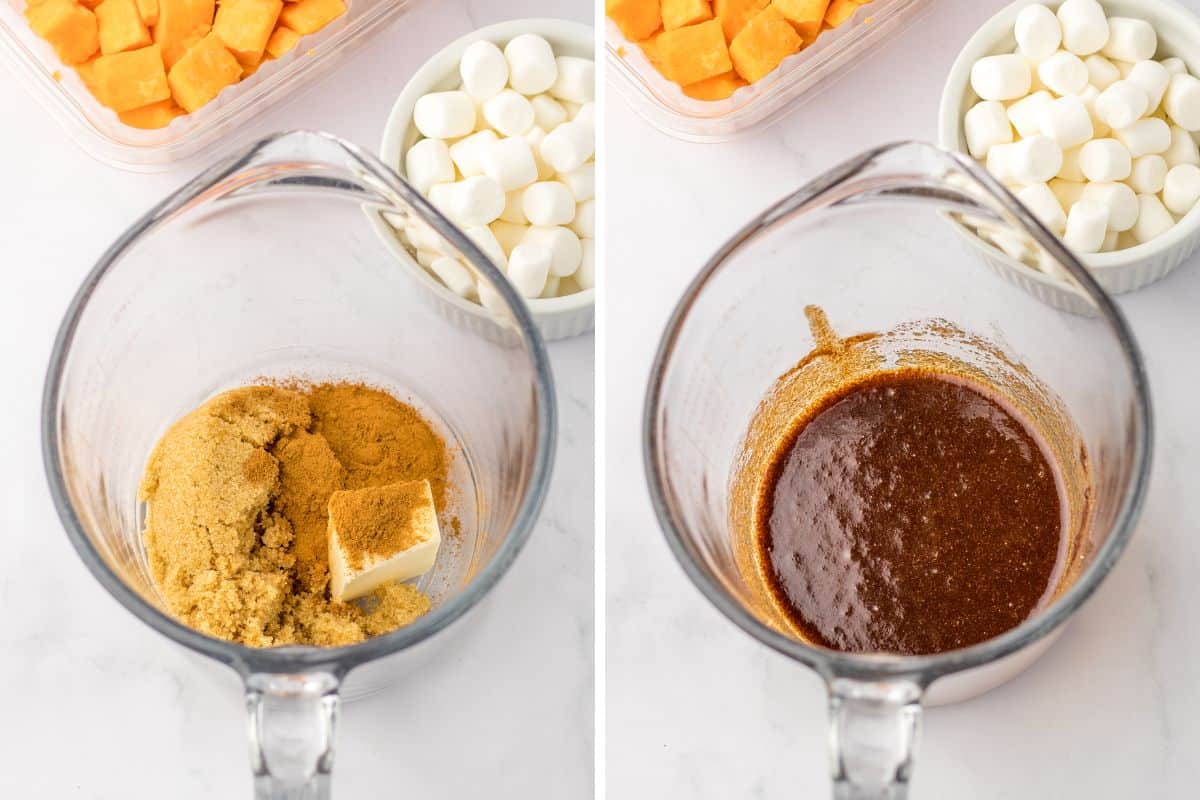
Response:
714,0,769,42
277,0,344,36
213,0,282,68
662,0,712,31
95,0,151,55
730,5,801,83
606,0,661,41
26,0,99,64
772,0,830,40
327,480,442,603
91,43,169,110
167,31,240,111
657,19,731,87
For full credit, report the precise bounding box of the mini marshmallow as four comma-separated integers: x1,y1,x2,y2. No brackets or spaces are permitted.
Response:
1129,154,1168,193
465,224,508,269
1102,18,1157,64
1081,180,1139,230
576,239,595,290
550,56,594,104
504,34,558,95
1016,183,1067,233
571,198,595,239
1161,57,1187,76
1079,137,1131,181
1050,178,1087,208
530,94,568,130
449,130,499,177
490,220,528,256
562,100,582,119
416,249,440,269
429,256,477,299
1064,199,1109,252
1015,4,1062,61
573,102,596,132
405,138,455,194
540,274,560,299
1078,84,1111,138
1127,60,1170,110
561,162,595,202
404,220,445,254
500,190,527,224
1084,54,1121,89
971,54,1032,101
428,176,505,226
1164,124,1200,166
1058,145,1085,180
1114,116,1170,157
1095,80,1149,130
506,243,551,298
1039,95,1094,149
1164,73,1200,130
1007,91,1053,138
524,126,556,180
477,282,507,315
1057,0,1110,56
1102,229,1120,251
522,226,582,277
1133,193,1176,241
522,181,576,226
1163,163,1200,215
479,136,539,192
413,91,476,139
965,100,1014,158
1038,51,1089,96
482,89,535,137
540,121,594,174
460,40,508,101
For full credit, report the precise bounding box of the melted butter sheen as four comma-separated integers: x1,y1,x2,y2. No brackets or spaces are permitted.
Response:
759,372,1063,656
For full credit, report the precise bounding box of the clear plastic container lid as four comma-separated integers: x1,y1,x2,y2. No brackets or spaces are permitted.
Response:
0,0,415,170
606,0,931,142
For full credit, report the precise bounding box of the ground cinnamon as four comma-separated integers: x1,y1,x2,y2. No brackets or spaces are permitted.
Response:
328,481,437,571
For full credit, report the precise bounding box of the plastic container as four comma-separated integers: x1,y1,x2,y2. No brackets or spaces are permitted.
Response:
605,0,931,142
0,0,415,170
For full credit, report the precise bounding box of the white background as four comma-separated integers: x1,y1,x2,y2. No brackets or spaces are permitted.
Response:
0,0,593,797
607,1,1200,797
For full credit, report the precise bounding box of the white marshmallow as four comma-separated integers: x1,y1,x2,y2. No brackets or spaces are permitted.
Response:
1129,154,1168,193
482,89,535,137
506,243,551,298
540,121,594,174
560,162,595,202
1077,84,1111,137
405,138,455,194
490,220,528,256
1161,57,1187,76
404,219,445,254
1079,138,1131,181
1102,18,1157,64
1064,199,1109,252
1101,229,1120,251
460,40,508,101
500,190,527,224
1015,5,1062,62
427,176,505,226
574,101,595,132
413,91,476,139
550,56,594,104
1057,0,1110,57
1016,183,1067,233
1058,145,1085,180
530,94,568,131
478,136,538,192
1133,193,1175,241
540,275,560,299
448,130,498,177
522,181,577,226
523,126,556,180
504,34,558,95
465,224,508,269
1038,51,1089,95
1050,178,1087,208
562,100,582,119
1115,116,1171,157
571,198,595,239
429,256,477,299
1081,180,1139,230
576,239,595,290
1084,54,1121,89
971,54,1032,101
1095,80,1149,130
1164,124,1200,166
416,249,441,268
1007,91,1053,138
1127,60,1170,111
1164,73,1200,130
522,226,582,277
477,282,507,315
965,100,1013,158
1039,95,1094,149
1163,163,1200,215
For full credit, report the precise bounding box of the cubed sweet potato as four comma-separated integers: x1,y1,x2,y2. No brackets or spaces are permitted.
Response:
26,0,99,64
682,70,746,100
657,19,731,86
118,97,183,127
152,0,214,68
824,0,860,27
264,24,299,59
714,0,768,42
276,0,343,36
772,0,830,40
136,0,158,26
166,31,241,111
661,0,711,31
730,5,801,83
91,43,169,110
95,0,151,55
213,0,282,68
606,0,661,42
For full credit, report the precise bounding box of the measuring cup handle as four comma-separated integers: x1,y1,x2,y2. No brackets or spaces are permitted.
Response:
827,677,923,800
245,672,340,800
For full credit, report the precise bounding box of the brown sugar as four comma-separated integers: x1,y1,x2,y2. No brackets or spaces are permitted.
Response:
328,481,437,572
139,382,452,648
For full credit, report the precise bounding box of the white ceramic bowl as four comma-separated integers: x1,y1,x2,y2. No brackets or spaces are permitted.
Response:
939,0,1200,308
373,18,595,342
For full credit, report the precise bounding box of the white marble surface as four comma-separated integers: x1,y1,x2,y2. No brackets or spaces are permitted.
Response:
0,0,593,797
607,1,1200,797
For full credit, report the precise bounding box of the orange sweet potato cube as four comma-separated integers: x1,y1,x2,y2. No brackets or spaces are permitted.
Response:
714,0,768,42
661,0,711,31
213,0,282,67
657,19,731,86
118,97,183,127
683,70,746,100
264,25,300,58
824,0,859,27
167,31,241,111
730,5,801,83
772,0,830,39
26,0,99,64
136,0,158,25
277,0,343,35
95,0,151,54
91,43,169,110
606,0,661,41
153,0,214,68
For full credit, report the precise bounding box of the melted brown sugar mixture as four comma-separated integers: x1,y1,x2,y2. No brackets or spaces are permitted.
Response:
757,371,1064,656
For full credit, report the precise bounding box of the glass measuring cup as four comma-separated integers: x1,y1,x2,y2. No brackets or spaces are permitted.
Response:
41,130,556,796
644,141,1152,798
